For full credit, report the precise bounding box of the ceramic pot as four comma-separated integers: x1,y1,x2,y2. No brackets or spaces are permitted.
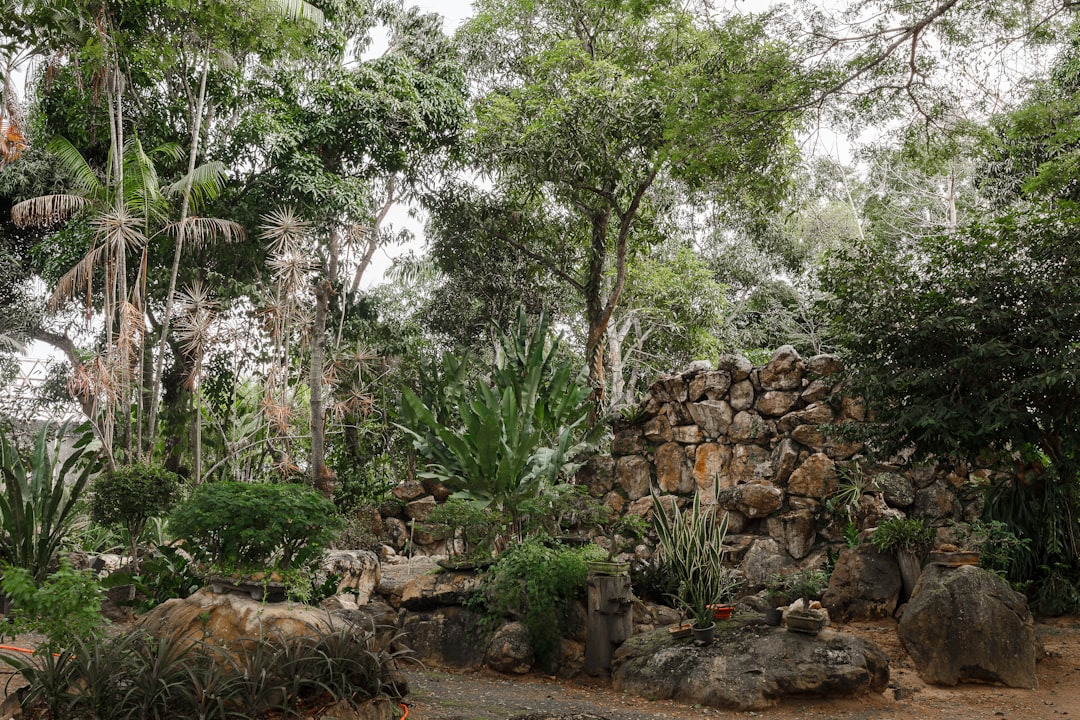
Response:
691,622,716,644
763,607,783,626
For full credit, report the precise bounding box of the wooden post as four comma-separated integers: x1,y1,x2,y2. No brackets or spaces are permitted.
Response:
584,572,634,676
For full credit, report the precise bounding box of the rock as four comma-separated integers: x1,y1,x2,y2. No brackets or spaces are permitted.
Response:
643,414,673,443
327,601,400,653
404,495,437,521
612,619,889,711
877,472,915,508
788,453,838,498
376,555,439,605
383,517,409,551
765,510,817,560
317,698,397,720
898,564,1037,688
728,380,755,411
602,490,626,515
806,354,844,377
579,456,616,497
391,481,427,502
800,378,832,403
611,428,647,456
616,455,652,500
693,444,731,493
319,549,381,605
791,424,826,450
740,538,791,585
398,571,483,611
687,400,733,438
728,444,773,484
716,354,753,381
759,346,804,391
644,376,687,405
756,391,801,417
670,424,704,444
771,439,800,485
729,411,768,444
656,443,692,493
822,545,901,622
716,483,783,519
137,587,344,650
688,371,732,401
400,606,487,669
912,482,959,521
484,621,534,674
421,477,453,503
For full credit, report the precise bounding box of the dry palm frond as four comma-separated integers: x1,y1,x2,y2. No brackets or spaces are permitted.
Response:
261,394,294,435
163,216,246,248
0,116,28,165
115,300,145,360
11,194,91,227
260,207,310,254
94,202,148,256
50,241,107,310
268,250,313,295
173,281,219,360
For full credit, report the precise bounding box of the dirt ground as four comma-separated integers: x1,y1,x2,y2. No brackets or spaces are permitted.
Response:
404,617,1080,720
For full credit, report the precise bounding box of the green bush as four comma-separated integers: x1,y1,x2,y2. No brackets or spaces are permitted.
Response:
1,558,105,652
168,481,341,572
91,463,182,572
472,538,596,668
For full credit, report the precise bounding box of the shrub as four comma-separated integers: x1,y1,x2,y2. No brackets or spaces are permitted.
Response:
869,517,936,556
91,463,182,572
168,481,341,572
472,538,595,668
1,558,105,652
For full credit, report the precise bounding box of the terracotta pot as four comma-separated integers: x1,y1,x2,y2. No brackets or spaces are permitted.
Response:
708,603,734,620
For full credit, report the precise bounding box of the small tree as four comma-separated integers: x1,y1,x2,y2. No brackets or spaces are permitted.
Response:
90,463,182,574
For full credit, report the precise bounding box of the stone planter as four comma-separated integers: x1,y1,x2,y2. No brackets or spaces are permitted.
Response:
587,560,631,576
786,611,827,635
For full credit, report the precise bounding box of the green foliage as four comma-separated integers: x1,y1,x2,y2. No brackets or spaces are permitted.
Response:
869,518,936,557
472,538,595,668
101,545,202,612
1,559,105,652
0,422,101,581
397,310,597,531
825,461,875,523
90,463,182,571
785,567,829,608
0,623,409,719
418,498,502,562
651,480,740,616
168,481,341,572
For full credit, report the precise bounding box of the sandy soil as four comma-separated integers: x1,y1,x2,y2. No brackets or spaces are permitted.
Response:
404,617,1080,720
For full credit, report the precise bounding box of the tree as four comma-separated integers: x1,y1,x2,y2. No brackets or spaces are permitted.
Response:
820,203,1080,612
441,0,811,411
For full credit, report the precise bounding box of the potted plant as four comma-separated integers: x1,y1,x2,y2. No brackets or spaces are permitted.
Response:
586,512,648,576
762,574,790,626
168,481,341,602
784,568,829,635
869,517,936,598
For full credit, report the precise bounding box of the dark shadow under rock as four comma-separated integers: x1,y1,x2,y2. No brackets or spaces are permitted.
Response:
611,617,889,711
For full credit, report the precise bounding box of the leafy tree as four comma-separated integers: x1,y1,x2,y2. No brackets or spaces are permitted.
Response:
439,0,811,409
90,463,182,574
820,203,1080,611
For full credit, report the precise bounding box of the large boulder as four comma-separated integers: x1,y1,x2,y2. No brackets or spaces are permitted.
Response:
822,545,902,622
897,564,1038,688
484,621,535,674
397,571,482,611
612,619,889,711
319,549,381,606
400,606,487,669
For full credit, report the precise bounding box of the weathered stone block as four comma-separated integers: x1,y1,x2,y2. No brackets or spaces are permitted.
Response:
642,413,673,443
616,454,652,501
693,443,731,494
771,438,800,485
787,453,838,498
728,379,755,410
656,442,692,493
729,443,773,483
688,371,732,401
671,424,704,444
687,400,733,438
766,509,817,559
759,345,804,390
716,354,753,381
730,410,768,443
611,427,647,456
756,390,801,417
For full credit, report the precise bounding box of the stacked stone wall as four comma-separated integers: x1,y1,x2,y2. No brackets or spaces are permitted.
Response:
579,346,991,585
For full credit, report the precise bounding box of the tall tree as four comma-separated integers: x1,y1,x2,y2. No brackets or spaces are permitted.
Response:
441,0,811,411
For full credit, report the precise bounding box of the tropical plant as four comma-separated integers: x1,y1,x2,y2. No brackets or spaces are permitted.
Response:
168,481,341,573
397,309,597,535
651,478,738,618
0,422,100,581
786,568,829,615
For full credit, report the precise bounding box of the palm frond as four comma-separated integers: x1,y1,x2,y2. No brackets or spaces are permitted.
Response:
267,0,324,27
11,194,91,227
93,202,148,256
162,217,246,248
116,300,145,360
46,136,105,199
260,207,310,254
165,161,228,210
50,243,106,310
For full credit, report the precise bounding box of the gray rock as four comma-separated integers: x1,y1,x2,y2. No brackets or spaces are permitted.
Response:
806,354,844,377
822,545,901,622
898,564,1037,688
759,345,804,391
579,456,616,497
912,482,960,520
688,371,731,401
656,442,693,493
877,472,915,508
611,428,647,456
687,400,733,437
400,606,487,669
716,354,753,381
398,571,483,611
716,482,783,519
788,453,838,498
730,410,769,444
616,455,652,501
484,621,534,674
404,495,437,521
729,443,773,484
756,390,801,417
319,549,381,605
612,619,889,711
728,379,756,411
765,509,817,560
643,413,673,443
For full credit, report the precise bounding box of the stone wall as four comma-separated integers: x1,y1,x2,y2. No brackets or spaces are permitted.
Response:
578,346,989,586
